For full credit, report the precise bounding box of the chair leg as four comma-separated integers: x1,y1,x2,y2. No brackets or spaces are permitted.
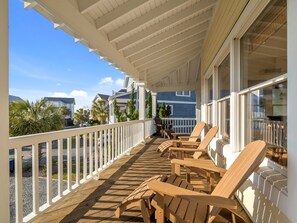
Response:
140,200,151,223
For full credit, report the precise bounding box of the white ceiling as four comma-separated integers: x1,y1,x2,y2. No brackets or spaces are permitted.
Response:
26,0,218,92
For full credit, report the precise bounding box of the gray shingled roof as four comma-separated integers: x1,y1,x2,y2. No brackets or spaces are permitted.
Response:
9,95,24,102
44,97,75,104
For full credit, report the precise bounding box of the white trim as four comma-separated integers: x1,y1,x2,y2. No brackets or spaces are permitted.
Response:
175,90,191,97
157,100,196,105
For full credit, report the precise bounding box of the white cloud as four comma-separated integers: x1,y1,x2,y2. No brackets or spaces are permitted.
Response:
115,78,124,87
99,77,114,85
51,92,70,97
70,90,88,97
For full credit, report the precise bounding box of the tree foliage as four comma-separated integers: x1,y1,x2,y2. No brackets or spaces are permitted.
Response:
91,99,109,124
74,108,90,126
146,91,152,118
125,83,139,120
113,99,127,122
9,99,64,136
158,102,171,118
59,105,71,117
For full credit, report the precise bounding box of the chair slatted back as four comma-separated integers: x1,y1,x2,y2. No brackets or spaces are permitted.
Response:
208,140,266,222
188,122,206,142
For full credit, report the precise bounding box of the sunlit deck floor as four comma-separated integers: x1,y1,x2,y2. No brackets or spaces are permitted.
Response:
33,137,251,223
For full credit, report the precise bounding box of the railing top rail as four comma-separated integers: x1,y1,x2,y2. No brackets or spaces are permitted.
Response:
9,119,144,148
217,96,231,103
238,74,287,95
161,118,196,120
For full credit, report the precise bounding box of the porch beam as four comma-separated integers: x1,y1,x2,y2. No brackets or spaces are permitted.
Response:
36,0,139,78
0,0,10,222
77,0,101,14
108,0,188,42
146,52,198,75
133,42,202,69
95,0,149,30
116,1,214,50
122,17,209,57
129,31,205,63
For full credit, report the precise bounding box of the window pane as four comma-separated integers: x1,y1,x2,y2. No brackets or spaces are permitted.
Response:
247,82,287,166
219,99,230,141
176,91,182,96
184,91,190,96
218,54,230,98
240,0,287,90
208,77,213,103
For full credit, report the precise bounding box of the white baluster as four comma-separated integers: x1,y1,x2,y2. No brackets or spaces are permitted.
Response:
104,130,107,166
94,131,98,173
15,147,23,222
58,139,63,198
32,144,39,214
99,131,103,169
67,137,72,191
75,136,80,185
83,134,87,181
89,133,93,176
46,142,52,204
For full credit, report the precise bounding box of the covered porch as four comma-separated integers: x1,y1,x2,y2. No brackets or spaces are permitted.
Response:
1,0,297,222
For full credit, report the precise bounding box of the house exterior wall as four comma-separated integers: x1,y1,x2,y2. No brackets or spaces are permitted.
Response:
200,1,291,222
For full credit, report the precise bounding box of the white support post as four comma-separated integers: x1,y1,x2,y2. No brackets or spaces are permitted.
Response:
152,92,157,118
137,82,146,142
288,0,297,220
212,67,218,127
0,0,10,221
230,38,241,152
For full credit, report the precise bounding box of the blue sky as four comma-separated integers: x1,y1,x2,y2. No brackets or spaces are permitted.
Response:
9,0,125,110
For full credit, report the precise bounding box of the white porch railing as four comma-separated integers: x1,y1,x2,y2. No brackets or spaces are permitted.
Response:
8,119,154,223
162,118,196,133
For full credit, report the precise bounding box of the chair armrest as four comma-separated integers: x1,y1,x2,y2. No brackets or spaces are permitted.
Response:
169,147,206,153
178,136,201,140
171,159,227,176
171,133,190,136
180,141,201,146
147,181,237,210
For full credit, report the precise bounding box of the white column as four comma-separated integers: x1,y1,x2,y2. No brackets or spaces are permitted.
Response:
137,82,146,120
0,0,10,221
230,38,241,152
212,67,218,126
137,83,146,142
152,92,157,118
288,0,297,221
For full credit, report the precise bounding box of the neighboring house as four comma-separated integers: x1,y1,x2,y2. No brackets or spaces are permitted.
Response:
9,95,23,102
44,97,75,124
108,89,196,123
92,93,110,106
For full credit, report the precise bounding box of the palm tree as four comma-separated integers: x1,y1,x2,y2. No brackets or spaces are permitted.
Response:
9,99,65,165
9,99,64,136
74,108,90,126
91,100,109,124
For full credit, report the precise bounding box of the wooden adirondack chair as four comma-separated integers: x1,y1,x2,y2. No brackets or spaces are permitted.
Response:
115,140,265,223
157,122,206,157
168,126,218,160
148,140,266,223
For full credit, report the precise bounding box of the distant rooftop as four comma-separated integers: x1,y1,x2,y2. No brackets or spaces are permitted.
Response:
95,93,110,101
9,95,23,102
44,97,75,104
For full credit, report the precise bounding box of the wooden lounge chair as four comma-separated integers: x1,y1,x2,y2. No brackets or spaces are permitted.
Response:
168,126,218,160
157,122,206,157
115,140,266,223
148,140,266,223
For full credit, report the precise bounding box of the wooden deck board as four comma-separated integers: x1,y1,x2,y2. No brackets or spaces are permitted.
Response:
32,137,251,223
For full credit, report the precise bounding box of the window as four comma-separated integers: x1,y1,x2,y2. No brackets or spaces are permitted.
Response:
240,0,287,90
218,54,230,99
176,91,191,97
245,82,287,166
168,105,173,115
239,0,287,166
218,98,230,141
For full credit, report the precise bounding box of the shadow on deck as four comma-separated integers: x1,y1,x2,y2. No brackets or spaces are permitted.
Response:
33,137,251,223
33,137,171,223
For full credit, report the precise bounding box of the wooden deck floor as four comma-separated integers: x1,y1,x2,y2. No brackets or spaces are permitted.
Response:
33,137,251,223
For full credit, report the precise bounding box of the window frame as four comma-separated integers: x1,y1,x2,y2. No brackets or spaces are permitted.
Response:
176,91,191,97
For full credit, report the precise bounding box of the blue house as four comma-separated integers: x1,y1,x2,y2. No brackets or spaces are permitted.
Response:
108,88,196,123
